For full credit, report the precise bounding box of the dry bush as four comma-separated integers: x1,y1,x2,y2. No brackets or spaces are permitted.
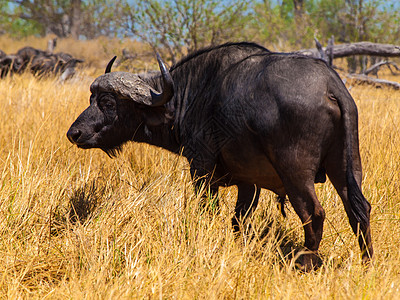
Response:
0,39,400,298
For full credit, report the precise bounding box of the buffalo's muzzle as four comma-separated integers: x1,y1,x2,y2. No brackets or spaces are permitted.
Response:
66,127,82,144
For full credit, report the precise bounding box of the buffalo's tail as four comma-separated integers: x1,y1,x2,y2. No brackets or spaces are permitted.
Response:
329,72,372,258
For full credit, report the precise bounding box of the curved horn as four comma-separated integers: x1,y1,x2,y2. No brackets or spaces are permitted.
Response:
105,56,117,74
149,53,174,107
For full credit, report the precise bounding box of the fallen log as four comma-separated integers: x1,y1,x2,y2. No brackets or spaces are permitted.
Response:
297,42,400,59
346,74,400,90
298,40,400,89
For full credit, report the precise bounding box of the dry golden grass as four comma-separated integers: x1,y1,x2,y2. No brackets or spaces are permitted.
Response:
1,37,400,299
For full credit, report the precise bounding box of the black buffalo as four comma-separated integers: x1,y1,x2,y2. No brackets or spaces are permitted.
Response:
67,42,373,269
0,46,83,79
16,46,47,71
30,52,83,78
15,46,83,79
0,47,37,77
0,54,23,78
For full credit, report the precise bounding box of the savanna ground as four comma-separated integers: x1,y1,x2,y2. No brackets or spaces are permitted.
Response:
0,37,400,299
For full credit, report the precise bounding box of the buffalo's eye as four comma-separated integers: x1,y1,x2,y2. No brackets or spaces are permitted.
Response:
98,94,116,111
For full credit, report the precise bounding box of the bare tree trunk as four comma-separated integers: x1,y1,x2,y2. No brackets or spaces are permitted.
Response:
71,0,81,39
297,42,400,59
293,0,304,18
47,38,57,53
293,0,305,46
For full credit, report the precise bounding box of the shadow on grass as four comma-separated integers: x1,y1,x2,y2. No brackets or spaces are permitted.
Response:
258,221,322,271
50,180,104,236
68,180,104,225
235,207,323,271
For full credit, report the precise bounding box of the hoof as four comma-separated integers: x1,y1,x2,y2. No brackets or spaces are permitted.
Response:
296,252,322,272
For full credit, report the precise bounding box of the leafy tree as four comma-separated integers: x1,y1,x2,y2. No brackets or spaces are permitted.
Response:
120,0,251,63
310,0,394,43
251,0,315,49
251,0,400,49
0,1,42,37
307,0,400,72
80,0,125,39
5,0,75,37
1,0,124,39
1,0,399,54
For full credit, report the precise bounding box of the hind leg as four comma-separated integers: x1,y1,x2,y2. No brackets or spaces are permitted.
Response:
325,154,373,263
232,183,261,232
271,160,325,269
283,176,326,270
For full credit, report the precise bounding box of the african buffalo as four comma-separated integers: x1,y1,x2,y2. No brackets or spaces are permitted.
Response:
0,54,23,78
30,53,83,77
16,46,83,78
16,46,47,71
67,42,373,270
0,46,83,79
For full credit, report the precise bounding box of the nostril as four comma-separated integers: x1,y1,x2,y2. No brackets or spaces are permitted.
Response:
67,128,82,143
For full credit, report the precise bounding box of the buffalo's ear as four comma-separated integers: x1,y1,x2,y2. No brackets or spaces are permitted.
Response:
141,107,170,127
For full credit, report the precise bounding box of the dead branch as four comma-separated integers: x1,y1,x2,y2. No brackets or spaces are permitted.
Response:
346,74,400,90
312,36,335,67
314,37,326,62
363,61,400,76
327,36,334,67
297,42,400,59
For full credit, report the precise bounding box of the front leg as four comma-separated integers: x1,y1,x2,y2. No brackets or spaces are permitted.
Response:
190,166,220,211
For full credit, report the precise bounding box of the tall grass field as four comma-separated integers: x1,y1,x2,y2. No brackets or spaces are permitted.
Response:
1,37,400,298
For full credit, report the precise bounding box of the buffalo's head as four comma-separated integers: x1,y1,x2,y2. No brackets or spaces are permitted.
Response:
0,54,24,77
66,55,174,156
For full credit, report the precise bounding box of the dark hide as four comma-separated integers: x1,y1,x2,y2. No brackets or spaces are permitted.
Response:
67,42,373,270
1,47,83,79
17,46,46,61
16,46,83,78
0,54,23,78
30,53,83,77
17,46,46,70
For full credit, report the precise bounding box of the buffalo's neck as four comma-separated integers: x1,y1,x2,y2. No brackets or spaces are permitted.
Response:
127,108,180,154
132,74,182,154
146,123,180,154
